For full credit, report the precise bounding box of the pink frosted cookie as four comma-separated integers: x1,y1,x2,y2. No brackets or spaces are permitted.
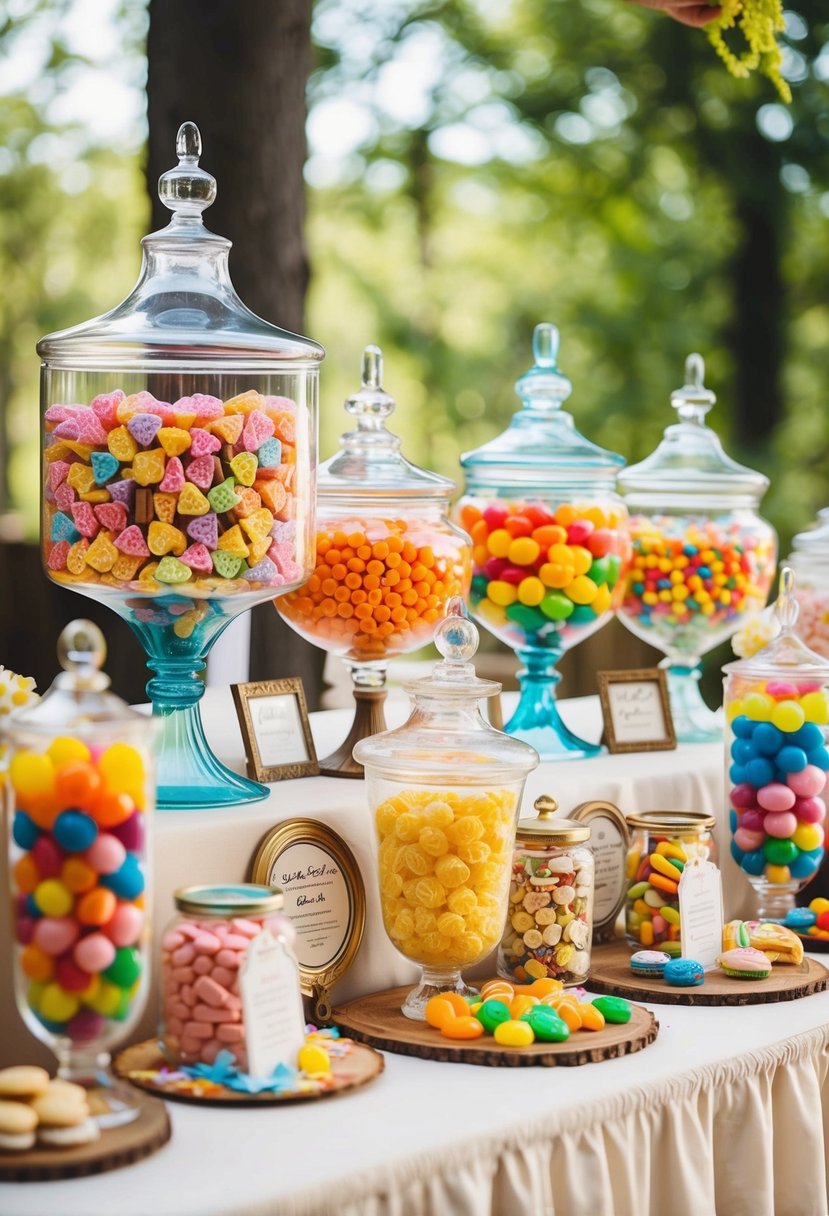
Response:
716,947,772,980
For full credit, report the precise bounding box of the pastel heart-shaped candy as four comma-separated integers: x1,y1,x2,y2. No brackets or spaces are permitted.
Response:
159,456,186,493
177,483,211,516
211,551,244,579
107,426,138,463
257,480,286,516
54,483,77,513
127,412,163,448
256,437,282,468
157,427,192,458
232,488,261,518
45,404,84,425
155,556,192,584
189,428,222,458
241,410,275,452
67,464,96,495
243,557,280,583
207,479,238,514
229,452,258,487
186,513,218,549
85,531,118,572
54,414,108,445
185,455,216,491
111,554,142,581
66,539,90,575
114,525,150,557
48,461,72,491
133,449,167,486
70,502,100,539
270,520,295,543
148,521,187,557
152,493,179,524
94,502,128,533
224,390,263,414
240,508,274,543
108,478,136,506
51,512,81,544
208,415,244,445
90,390,125,430
179,543,213,574
47,540,70,571
180,394,225,422
91,451,120,485
217,525,249,559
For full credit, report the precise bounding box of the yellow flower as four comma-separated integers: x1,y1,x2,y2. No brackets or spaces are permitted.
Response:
0,667,39,783
706,0,791,103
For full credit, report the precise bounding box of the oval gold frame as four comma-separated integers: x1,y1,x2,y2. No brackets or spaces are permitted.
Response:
250,819,366,996
569,800,630,944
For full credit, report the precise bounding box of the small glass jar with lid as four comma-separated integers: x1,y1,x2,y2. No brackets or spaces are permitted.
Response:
497,795,594,986
353,599,538,1019
787,508,829,659
617,354,777,743
160,883,298,1072
723,567,829,921
455,322,631,761
38,122,322,810
276,345,472,777
4,619,156,1125
624,811,717,952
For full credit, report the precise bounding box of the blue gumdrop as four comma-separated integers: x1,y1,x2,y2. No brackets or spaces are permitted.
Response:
12,811,40,851
807,747,829,771
783,908,817,930
730,839,745,864
729,808,738,834
50,512,81,544
753,723,784,757
791,723,824,753
776,746,808,774
745,757,775,788
731,739,755,766
25,894,43,918
741,849,767,876
91,450,119,485
53,809,98,853
729,763,748,786
256,437,282,468
100,853,144,900
789,849,823,879
732,715,756,739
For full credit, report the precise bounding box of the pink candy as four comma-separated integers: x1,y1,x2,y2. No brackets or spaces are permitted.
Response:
787,765,827,798
74,932,116,974
763,811,798,839
757,783,796,812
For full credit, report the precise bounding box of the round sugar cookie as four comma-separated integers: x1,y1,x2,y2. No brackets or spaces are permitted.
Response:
0,1099,38,1136
38,1117,101,1148
0,1065,50,1099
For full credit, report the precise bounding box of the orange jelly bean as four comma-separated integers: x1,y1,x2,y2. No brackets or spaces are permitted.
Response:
480,979,515,1002
54,761,102,809
509,995,539,1019
425,996,458,1029
527,978,564,998
76,887,117,927
436,991,472,1017
579,1003,606,1031
441,1015,484,1041
20,944,55,982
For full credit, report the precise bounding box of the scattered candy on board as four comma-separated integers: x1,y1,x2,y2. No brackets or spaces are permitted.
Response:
663,959,705,987
785,897,829,941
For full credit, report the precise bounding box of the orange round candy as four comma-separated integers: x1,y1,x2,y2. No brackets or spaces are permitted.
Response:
91,790,134,828
579,1003,606,1032
20,944,54,982
527,978,564,998
55,761,102,810
425,996,457,1030
25,793,62,832
62,857,98,895
76,887,117,927
441,1015,484,1041
13,854,39,896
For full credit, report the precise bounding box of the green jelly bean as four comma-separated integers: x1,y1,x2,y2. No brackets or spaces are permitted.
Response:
764,837,799,865
475,998,511,1035
591,996,632,1024
103,947,142,990
662,940,682,956
627,882,649,900
666,857,685,872
540,592,574,622
520,1006,570,1042
505,603,548,633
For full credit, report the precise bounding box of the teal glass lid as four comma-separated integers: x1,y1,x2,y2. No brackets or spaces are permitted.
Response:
618,353,768,510
459,322,624,493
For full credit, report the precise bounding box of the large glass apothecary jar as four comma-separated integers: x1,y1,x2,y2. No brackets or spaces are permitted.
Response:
4,620,156,1125
276,345,471,777
724,568,828,921
497,795,594,986
617,354,777,743
787,508,829,660
354,601,538,1019
38,122,322,810
456,322,631,761
624,810,717,952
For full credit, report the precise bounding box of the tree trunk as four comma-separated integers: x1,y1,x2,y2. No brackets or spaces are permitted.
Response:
146,0,326,707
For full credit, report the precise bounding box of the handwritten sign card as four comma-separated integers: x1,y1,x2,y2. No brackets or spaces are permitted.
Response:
678,860,724,970
597,669,677,753
239,930,306,1077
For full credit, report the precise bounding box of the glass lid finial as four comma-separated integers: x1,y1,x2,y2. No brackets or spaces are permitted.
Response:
157,121,218,223
432,597,480,682
670,353,717,424
773,565,799,633
514,322,573,410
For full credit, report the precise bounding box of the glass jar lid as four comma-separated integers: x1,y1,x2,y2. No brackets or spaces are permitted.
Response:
618,353,769,510
625,810,716,832
5,620,153,736
723,567,829,681
37,122,325,372
790,507,829,559
318,345,456,505
174,883,284,917
516,794,591,844
352,599,539,783
459,322,624,494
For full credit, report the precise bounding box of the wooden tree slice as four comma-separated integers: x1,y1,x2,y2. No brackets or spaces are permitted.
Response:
333,986,658,1067
589,939,829,1006
114,1038,384,1106
0,1089,170,1183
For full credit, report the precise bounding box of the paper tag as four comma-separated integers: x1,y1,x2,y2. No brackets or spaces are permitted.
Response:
238,930,306,1078
678,860,723,970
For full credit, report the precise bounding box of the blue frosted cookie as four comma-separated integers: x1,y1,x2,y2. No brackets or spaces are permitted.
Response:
630,950,671,979
664,958,705,987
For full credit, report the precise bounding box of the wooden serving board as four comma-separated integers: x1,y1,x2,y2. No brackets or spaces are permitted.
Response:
588,939,829,1006
0,1089,170,1183
114,1038,384,1106
333,986,658,1067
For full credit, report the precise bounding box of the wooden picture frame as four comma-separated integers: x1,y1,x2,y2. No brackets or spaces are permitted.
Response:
231,678,319,783
597,668,677,754
250,818,366,1017
569,800,631,944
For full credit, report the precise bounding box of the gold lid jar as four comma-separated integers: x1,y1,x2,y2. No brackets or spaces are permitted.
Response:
624,810,717,953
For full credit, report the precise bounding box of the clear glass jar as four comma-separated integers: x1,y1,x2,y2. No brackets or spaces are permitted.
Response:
456,323,631,761
276,345,471,776
160,883,296,1072
38,122,321,810
723,567,828,920
617,354,777,743
624,811,717,952
788,508,829,660
497,795,593,986
4,620,156,1126
353,600,538,1019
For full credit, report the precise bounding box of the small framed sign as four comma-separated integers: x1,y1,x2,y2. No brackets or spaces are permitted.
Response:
570,800,630,944
597,668,676,754
231,678,319,782
250,819,365,1018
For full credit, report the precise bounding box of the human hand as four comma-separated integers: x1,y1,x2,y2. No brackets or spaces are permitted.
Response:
626,0,722,28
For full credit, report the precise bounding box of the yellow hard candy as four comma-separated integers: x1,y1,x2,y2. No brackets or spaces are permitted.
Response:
494,1019,534,1047
85,532,118,573
67,463,96,494
79,489,111,504
133,448,167,487
153,492,178,524
240,508,275,543
66,540,90,575
177,483,210,516
47,737,90,766
98,742,145,803
10,750,55,799
217,525,250,558
298,1042,331,1076
111,554,143,581
157,427,192,458
229,451,258,486
248,535,272,563
148,521,187,557
107,426,138,463
40,982,80,1024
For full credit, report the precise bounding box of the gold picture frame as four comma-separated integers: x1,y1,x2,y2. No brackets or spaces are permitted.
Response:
250,818,366,1015
597,668,677,754
231,678,319,783
569,800,630,944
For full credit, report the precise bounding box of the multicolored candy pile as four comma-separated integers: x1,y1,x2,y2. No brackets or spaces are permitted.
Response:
621,516,776,655
9,737,149,1045
43,388,307,595
458,500,630,651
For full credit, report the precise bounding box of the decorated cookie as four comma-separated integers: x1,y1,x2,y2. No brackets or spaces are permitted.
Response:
717,947,772,980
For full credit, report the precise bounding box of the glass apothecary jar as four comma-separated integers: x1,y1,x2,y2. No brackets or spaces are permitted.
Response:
160,883,297,1072
624,811,717,952
724,567,828,921
353,600,538,1019
38,122,322,810
276,345,471,777
4,620,156,1126
456,323,631,760
788,508,829,660
617,354,777,742
497,795,593,986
